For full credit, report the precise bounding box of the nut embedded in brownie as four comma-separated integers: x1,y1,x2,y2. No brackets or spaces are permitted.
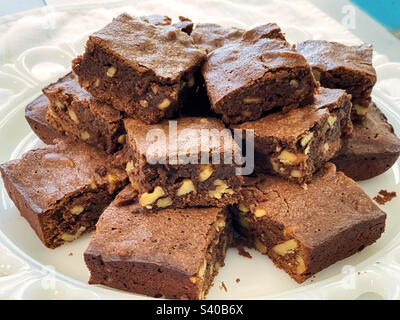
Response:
202,25,318,124
43,72,125,154
232,163,386,283
232,87,353,184
124,117,244,210
25,94,64,145
297,40,377,119
72,13,207,124
84,185,232,300
0,139,127,249
332,103,400,180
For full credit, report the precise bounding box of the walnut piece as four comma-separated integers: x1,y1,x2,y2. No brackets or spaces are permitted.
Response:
272,239,298,256
156,197,172,208
61,226,86,242
158,98,171,110
140,100,148,108
328,115,337,128
354,104,368,116
106,66,117,77
238,201,249,213
139,186,165,206
177,179,195,196
68,109,79,124
312,69,321,82
254,238,267,254
254,208,266,218
300,132,313,147
243,97,262,104
208,179,234,199
199,164,213,181
70,206,84,215
117,134,126,144
278,150,304,165
296,255,306,274
81,131,90,140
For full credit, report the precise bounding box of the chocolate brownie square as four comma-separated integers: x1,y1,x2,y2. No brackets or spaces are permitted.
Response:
43,72,125,154
72,13,206,124
202,26,318,124
333,103,400,180
297,40,377,118
232,88,352,184
0,139,127,249
84,185,232,300
25,94,64,145
232,163,386,283
124,117,243,210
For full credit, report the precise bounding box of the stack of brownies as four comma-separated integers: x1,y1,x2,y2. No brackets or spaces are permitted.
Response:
2,13,400,299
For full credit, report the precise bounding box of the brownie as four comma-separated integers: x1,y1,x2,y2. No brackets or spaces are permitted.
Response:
25,94,64,145
202,27,318,124
140,14,193,35
232,88,352,184
0,139,127,249
84,185,232,300
124,117,243,210
232,163,386,283
333,103,400,180
297,40,377,118
72,13,207,124
43,72,125,154
192,23,284,53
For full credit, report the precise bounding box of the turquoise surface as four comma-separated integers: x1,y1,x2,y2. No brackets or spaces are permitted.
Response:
351,0,400,33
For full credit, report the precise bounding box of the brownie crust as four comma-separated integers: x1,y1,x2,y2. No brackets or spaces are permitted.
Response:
333,103,400,180
84,185,232,299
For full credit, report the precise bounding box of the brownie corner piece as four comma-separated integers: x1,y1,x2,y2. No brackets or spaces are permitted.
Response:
202,32,318,124
124,117,243,210
42,72,125,154
333,103,400,180
297,40,376,118
72,13,207,124
232,87,352,184
0,139,127,249
84,185,232,299
25,94,64,145
232,163,386,283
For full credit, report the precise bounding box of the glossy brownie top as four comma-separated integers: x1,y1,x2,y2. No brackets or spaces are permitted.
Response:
297,40,376,77
43,72,123,123
89,13,206,82
0,139,126,213
241,163,386,248
85,185,225,276
202,34,309,105
124,117,241,163
233,87,349,141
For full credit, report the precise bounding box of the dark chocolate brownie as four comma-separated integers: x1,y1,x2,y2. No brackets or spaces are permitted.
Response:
333,103,400,180
232,163,386,283
84,185,232,299
25,94,64,145
124,117,243,210
297,40,376,118
72,13,207,124
0,139,127,249
202,28,318,124
43,72,125,154
232,87,352,184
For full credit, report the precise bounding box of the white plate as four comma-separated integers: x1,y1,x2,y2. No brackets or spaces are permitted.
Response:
1,0,400,300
